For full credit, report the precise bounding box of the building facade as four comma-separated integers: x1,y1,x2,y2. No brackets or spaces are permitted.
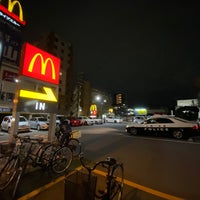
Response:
34,32,74,115
0,23,24,115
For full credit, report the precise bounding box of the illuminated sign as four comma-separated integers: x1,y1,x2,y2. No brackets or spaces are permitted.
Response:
134,108,147,115
90,104,97,116
0,0,26,26
19,87,57,102
21,43,60,85
90,104,97,112
17,99,58,113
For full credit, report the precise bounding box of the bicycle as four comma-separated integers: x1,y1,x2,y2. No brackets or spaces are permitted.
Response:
79,154,124,200
0,135,72,198
55,129,82,157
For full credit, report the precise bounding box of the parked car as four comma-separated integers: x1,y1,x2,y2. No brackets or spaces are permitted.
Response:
79,116,94,125
105,116,123,123
46,115,70,130
0,115,30,133
126,114,200,139
68,117,82,126
92,118,103,124
29,117,49,130
132,116,146,124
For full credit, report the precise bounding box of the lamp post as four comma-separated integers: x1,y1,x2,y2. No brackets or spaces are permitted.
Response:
95,95,107,119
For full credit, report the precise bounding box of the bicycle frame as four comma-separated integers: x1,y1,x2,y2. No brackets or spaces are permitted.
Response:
56,130,81,157
9,136,42,198
80,155,124,200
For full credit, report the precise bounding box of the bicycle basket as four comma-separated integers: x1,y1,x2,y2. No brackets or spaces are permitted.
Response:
71,130,81,139
64,171,97,200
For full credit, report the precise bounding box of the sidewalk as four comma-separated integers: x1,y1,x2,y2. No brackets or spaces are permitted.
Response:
17,167,122,200
16,167,164,200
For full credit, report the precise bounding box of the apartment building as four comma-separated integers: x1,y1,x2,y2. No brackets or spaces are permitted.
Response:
34,32,74,115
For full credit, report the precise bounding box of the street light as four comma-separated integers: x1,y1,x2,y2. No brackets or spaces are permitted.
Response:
96,95,101,102
94,95,107,118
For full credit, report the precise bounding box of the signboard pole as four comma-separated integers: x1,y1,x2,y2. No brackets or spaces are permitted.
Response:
9,83,20,143
48,113,56,142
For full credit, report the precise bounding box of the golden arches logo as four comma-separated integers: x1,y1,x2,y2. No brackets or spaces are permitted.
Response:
28,53,56,80
7,0,24,21
90,104,97,111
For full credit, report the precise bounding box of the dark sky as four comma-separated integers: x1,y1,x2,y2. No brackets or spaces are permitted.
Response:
23,0,200,108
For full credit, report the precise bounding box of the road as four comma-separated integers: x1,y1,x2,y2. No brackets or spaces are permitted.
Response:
1,123,200,199
76,123,200,200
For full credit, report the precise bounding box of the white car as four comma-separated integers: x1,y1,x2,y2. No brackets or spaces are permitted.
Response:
133,116,146,124
126,114,200,139
29,117,49,130
79,116,94,125
105,117,123,123
0,115,30,133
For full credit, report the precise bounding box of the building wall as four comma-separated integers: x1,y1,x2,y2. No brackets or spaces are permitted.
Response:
35,32,74,115
0,30,22,112
80,80,92,116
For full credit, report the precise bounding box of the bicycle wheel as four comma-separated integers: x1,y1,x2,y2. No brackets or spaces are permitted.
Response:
40,144,57,167
109,163,124,200
51,146,72,173
67,138,81,157
0,156,20,190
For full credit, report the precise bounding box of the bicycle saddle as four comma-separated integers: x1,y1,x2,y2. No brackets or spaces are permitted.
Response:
106,157,117,165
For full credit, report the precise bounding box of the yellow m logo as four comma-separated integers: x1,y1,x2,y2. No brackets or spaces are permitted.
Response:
7,0,24,21
90,104,97,111
28,53,56,80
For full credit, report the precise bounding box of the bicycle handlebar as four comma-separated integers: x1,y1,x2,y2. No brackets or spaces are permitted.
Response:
80,154,117,172
14,134,43,143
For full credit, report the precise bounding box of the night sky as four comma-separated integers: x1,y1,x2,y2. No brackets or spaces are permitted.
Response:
23,0,200,108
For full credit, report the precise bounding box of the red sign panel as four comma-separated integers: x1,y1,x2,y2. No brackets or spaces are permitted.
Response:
21,43,60,85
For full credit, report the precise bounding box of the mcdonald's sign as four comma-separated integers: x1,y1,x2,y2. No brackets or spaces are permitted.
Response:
90,104,97,116
20,43,60,85
0,0,26,26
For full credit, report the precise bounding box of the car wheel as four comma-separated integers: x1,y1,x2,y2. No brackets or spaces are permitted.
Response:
129,128,137,135
37,125,41,131
172,129,183,139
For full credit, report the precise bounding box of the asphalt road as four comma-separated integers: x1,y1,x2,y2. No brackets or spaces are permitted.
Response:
1,123,200,199
77,123,200,200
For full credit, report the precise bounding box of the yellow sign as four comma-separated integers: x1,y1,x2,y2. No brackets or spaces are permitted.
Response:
28,53,56,80
19,87,57,102
90,104,97,111
8,0,24,21
0,0,26,26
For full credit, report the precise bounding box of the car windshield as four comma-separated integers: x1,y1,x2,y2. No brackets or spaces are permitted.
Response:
38,118,47,121
19,117,26,122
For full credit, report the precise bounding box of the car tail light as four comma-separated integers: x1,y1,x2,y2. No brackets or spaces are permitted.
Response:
193,124,200,130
